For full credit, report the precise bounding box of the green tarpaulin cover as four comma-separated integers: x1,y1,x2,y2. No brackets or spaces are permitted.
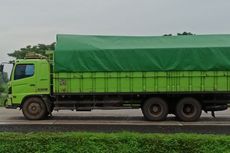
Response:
54,34,230,72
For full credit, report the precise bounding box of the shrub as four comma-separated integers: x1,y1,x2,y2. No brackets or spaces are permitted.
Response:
0,132,229,153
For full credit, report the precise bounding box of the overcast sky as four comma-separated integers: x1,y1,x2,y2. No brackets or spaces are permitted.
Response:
0,0,230,62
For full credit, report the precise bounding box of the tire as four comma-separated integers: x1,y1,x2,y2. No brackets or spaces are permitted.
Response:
141,97,168,121
175,97,202,122
22,97,48,120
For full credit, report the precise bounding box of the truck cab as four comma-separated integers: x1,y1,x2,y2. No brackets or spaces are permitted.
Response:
3,59,51,114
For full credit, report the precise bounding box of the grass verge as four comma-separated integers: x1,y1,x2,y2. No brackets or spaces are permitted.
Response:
0,132,230,153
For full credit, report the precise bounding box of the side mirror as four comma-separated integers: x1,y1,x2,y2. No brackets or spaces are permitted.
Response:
0,64,3,72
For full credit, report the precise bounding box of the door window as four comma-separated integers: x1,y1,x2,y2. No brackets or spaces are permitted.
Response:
14,64,34,80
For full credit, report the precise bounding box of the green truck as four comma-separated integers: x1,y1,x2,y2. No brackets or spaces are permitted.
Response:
1,34,230,121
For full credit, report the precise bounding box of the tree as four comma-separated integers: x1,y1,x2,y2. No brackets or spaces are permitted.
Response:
177,32,194,36
0,86,4,93
163,32,194,36
163,34,173,36
8,43,55,59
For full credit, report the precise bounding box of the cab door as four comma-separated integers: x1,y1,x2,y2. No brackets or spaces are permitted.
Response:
11,63,36,104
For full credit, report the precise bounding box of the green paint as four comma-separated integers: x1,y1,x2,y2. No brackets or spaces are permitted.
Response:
54,71,230,94
8,59,230,106
6,59,50,105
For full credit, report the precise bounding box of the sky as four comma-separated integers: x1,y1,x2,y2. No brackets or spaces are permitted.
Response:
0,0,230,62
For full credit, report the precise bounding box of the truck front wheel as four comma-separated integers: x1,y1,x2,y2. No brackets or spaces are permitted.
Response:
22,97,48,120
175,97,202,122
142,97,168,121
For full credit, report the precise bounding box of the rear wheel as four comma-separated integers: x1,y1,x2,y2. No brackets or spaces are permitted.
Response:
22,97,48,120
142,97,168,121
175,97,202,122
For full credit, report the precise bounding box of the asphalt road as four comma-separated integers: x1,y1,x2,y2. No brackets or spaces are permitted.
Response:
1,107,230,134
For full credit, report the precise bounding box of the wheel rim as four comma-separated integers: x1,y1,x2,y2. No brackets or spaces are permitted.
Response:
182,104,196,117
27,102,42,116
149,104,163,116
